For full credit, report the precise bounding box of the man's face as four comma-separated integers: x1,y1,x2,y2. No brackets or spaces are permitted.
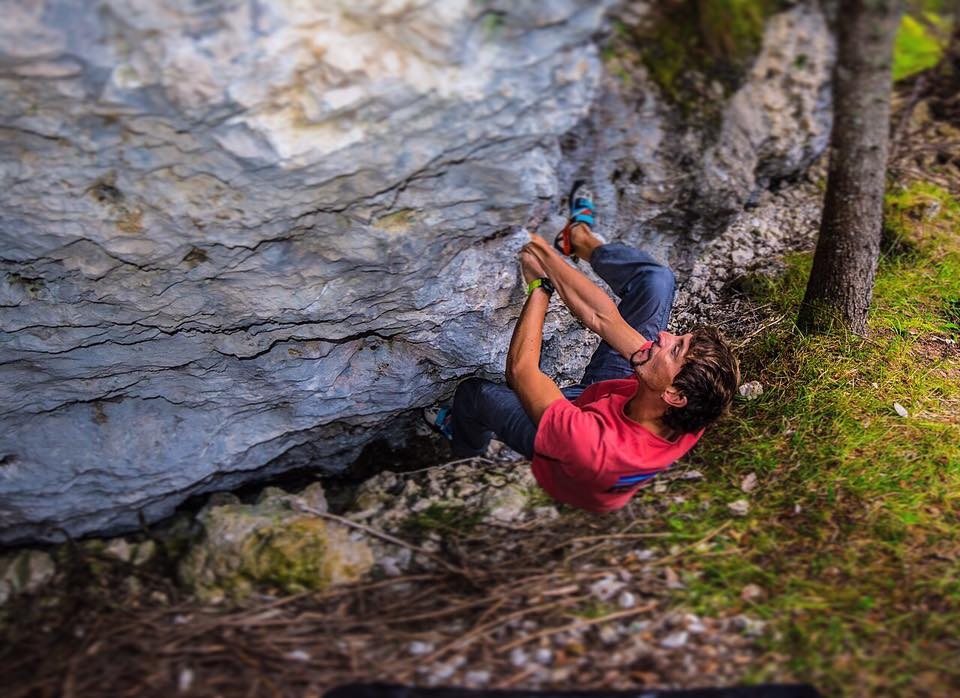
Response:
633,331,692,394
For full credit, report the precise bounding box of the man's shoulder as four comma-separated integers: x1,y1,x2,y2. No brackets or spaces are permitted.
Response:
577,377,636,404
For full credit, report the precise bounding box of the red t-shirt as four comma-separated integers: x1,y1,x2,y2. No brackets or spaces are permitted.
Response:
531,378,702,512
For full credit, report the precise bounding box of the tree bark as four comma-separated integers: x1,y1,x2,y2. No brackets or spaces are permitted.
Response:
797,0,902,335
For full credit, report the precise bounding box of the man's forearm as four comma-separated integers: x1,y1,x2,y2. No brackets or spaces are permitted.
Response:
525,238,646,356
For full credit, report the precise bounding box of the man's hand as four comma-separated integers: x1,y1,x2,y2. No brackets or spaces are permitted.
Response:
520,247,547,284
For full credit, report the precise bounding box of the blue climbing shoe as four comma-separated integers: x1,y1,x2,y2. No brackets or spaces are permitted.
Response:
422,405,453,441
554,180,596,262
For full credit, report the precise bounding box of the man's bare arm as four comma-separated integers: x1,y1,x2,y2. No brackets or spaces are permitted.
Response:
506,251,565,424
523,234,647,360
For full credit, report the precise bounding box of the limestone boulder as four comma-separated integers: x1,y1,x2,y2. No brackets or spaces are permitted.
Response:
696,7,834,219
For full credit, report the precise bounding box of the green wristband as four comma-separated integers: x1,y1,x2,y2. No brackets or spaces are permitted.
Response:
525,278,555,297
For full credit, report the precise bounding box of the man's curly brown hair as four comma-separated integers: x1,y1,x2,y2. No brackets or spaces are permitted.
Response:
661,326,740,435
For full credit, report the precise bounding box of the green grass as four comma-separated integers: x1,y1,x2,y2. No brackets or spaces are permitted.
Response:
658,182,960,694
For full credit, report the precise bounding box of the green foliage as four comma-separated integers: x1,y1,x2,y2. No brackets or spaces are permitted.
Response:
893,11,949,81
660,183,960,693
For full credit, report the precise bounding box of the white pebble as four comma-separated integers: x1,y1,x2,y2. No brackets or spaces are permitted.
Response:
660,630,689,649
589,576,625,601
432,662,456,680
177,668,194,693
617,591,637,609
687,618,706,634
464,670,491,685
598,625,621,645
379,557,403,577
741,583,765,602
893,402,909,418
534,648,553,665
509,647,528,668
408,640,434,656
728,499,750,516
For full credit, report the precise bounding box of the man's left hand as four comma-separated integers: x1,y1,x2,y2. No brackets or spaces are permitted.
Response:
520,247,547,284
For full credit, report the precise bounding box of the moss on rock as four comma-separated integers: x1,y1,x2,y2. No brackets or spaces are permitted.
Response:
178,483,373,601
606,0,785,119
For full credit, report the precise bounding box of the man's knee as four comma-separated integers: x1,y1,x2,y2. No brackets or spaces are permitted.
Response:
650,264,676,292
644,265,676,306
625,264,675,300
453,376,491,411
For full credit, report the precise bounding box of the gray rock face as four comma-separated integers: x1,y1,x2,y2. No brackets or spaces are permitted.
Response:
0,1,832,543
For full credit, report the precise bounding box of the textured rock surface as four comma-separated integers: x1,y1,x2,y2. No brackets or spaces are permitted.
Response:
0,548,56,604
695,9,833,219
1,1,831,543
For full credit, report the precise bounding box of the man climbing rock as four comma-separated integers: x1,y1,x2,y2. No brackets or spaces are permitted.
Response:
426,184,740,512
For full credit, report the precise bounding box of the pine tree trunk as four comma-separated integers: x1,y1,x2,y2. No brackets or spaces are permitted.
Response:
797,0,902,335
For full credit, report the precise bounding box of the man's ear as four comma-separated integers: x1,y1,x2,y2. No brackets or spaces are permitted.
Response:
662,386,687,408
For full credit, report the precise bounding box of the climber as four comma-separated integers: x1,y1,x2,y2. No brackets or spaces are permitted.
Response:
425,183,740,512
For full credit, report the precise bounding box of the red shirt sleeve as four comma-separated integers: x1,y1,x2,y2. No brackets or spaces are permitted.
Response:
533,399,607,484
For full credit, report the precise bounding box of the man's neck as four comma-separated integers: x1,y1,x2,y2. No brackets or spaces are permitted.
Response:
624,385,679,441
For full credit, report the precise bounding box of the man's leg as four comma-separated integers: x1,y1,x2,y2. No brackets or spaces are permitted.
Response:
566,224,676,385
450,377,584,458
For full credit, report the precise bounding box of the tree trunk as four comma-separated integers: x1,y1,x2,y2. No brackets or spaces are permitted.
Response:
797,0,902,335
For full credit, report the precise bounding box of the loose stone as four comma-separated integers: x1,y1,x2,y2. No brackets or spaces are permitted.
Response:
660,631,689,649
509,647,529,668
739,381,764,399
408,641,434,656
534,648,554,665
